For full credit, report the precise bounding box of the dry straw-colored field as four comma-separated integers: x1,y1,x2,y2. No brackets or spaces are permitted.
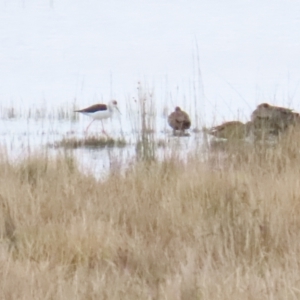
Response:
1,128,300,299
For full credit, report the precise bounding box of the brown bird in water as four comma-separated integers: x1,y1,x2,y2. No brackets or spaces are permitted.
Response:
168,107,191,135
251,103,299,134
205,121,253,140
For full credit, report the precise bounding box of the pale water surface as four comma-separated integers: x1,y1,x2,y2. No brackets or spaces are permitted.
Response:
0,0,299,174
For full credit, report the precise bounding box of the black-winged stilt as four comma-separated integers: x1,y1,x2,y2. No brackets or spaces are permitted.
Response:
75,100,120,135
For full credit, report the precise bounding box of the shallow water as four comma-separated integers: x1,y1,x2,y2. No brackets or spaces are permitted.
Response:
0,0,300,125
0,113,204,177
1,0,299,172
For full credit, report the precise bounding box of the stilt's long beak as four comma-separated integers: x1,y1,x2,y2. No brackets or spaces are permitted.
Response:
115,106,121,115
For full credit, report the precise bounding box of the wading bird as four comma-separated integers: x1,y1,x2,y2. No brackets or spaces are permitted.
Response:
168,107,191,136
75,100,120,135
204,121,253,140
251,103,299,134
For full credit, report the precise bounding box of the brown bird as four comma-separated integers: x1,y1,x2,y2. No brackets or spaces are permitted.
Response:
168,107,191,136
251,103,299,134
204,121,253,140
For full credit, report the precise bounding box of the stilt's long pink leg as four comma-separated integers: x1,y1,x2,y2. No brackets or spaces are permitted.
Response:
85,119,95,134
101,121,109,137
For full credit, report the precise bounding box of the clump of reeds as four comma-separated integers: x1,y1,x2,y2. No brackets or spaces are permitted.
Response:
133,82,157,162
0,105,18,119
51,135,127,149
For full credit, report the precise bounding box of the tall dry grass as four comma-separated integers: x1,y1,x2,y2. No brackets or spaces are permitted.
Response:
133,82,157,162
1,130,300,299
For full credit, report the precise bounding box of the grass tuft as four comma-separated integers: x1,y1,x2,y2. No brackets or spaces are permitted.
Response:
51,136,127,149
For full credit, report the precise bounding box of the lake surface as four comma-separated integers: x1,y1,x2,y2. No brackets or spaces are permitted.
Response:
1,1,300,120
0,114,203,178
0,0,299,174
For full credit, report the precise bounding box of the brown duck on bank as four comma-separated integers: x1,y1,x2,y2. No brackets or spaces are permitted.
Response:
251,103,299,134
204,121,253,140
168,107,191,136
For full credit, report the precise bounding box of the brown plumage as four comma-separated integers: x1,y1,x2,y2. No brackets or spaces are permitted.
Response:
168,107,191,135
251,103,299,134
75,103,108,113
205,121,252,140
251,103,293,120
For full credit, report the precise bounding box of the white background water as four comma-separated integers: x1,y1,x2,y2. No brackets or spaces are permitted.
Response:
1,0,300,125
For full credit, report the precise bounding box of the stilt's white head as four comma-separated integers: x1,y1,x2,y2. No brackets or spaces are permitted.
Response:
109,100,121,114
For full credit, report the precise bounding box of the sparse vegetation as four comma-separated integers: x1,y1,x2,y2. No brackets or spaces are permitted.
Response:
0,128,300,298
0,103,80,121
51,135,127,149
134,83,157,162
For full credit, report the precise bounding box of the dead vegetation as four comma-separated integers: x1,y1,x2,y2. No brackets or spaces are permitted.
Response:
51,135,127,149
0,129,300,298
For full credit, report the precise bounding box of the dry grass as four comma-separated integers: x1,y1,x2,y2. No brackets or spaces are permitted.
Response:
1,130,300,299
